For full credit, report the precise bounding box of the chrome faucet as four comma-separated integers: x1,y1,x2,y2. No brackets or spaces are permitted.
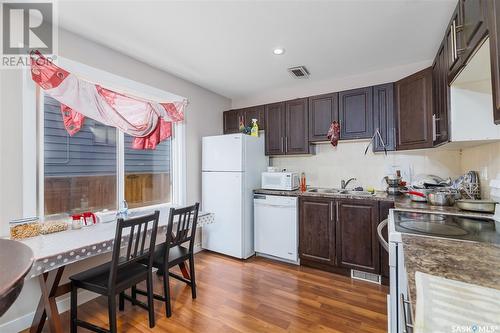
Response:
341,178,357,189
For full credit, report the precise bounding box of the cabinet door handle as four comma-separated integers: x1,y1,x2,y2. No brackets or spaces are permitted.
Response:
452,21,457,61
432,114,437,142
285,136,288,152
281,137,284,152
330,202,334,221
335,202,339,222
400,294,414,333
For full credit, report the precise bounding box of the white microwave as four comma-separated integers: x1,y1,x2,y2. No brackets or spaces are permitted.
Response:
261,172,299,191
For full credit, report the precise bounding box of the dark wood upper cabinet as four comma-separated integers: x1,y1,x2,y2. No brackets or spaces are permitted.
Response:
336,199,380,274
488,0,500,124
338,87,374,140
461,0,489,56
299,197,336,266
223,106,266,134
395,67,434,150
373,83,395,152
447,4,465,82
433,42,450,146
244,105,265,130
285,98,309,154
223,109,243,134
308,93,339,142
265,99,309,156
264,102,286,155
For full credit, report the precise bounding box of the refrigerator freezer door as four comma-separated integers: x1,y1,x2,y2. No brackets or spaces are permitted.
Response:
202,171,244,258
202,134,244,172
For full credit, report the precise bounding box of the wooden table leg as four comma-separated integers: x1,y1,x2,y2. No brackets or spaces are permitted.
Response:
30,266,65,333
178,262,190,279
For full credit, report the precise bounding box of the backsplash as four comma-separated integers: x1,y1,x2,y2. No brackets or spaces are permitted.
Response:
461,141,500,199
270,141,463,191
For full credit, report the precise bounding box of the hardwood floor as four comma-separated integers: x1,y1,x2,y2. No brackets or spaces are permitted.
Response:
26,251,388,333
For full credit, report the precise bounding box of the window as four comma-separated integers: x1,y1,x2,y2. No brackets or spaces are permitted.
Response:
42,94,174,215
124,134,172,208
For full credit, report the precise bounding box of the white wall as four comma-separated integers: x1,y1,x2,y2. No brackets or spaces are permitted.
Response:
0,28,229,331
0,70,24,235
271,141,462,190
57,29,231,205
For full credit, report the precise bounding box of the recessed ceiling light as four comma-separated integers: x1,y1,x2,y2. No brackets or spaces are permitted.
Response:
273,48,285,55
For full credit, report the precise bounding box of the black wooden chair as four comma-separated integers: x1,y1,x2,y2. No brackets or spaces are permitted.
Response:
133,203,200,317
69,211,160,333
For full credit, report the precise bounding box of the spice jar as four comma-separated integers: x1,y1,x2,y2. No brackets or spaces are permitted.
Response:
10,218,41,239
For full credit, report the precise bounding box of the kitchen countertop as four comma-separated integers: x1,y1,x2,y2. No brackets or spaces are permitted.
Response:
394,196,495,219
401,234,500,319
253,188,394,202
254,188,496,219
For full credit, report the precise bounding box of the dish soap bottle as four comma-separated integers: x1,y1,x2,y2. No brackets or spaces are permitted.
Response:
250,119,259,137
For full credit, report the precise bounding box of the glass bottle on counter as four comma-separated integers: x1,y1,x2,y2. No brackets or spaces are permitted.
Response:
300,172,307,192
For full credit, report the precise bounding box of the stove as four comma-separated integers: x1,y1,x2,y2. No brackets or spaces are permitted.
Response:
393,211,500,244
387,211,500,333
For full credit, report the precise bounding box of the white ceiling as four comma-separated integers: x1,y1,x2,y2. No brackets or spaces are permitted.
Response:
57,0,457,100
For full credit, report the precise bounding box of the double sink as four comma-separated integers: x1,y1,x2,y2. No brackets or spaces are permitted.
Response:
307,188,374,197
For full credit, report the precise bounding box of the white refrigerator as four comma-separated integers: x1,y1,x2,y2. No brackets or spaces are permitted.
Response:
201,133,268,259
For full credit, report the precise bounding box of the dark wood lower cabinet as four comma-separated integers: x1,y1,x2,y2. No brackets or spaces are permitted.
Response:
335,199,380,274
299,197,336,266
379,201,394,285
299,197,386,278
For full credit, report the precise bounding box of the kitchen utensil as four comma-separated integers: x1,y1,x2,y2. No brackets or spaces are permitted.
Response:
405,187,432,202
456,199,497,213
407,191,427,202
82,212,97,226
71,215,83,229
384,175,403,195
427,190,456,206
71,212,97,227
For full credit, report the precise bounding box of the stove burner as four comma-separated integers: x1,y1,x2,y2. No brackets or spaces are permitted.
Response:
399,221,468,236
398,212,446,222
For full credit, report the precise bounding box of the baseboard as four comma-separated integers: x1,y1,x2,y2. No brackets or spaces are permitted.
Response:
0,289,98,333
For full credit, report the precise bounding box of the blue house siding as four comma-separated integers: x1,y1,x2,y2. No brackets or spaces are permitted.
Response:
44,96,170,177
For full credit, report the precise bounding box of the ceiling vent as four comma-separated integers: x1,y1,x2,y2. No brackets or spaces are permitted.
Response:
288,66,310,79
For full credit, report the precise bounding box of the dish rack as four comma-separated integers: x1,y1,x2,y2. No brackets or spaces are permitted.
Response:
461,181,481,200
452,171,481,200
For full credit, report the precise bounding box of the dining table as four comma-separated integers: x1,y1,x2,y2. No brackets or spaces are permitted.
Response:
16,210,214,333
0,239,34,317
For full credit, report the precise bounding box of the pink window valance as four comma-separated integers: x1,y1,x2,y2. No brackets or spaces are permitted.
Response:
30,52,186,149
